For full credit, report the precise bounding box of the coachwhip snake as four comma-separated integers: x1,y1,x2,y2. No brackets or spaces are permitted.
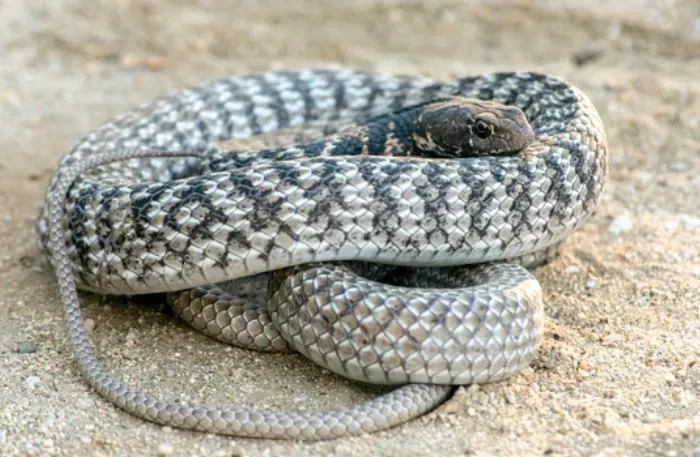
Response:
36,68,608,440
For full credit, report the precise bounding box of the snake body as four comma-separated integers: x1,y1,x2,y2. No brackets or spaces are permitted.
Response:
36,68,608,440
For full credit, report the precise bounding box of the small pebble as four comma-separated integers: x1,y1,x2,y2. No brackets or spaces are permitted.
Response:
602,333,624,344
16,342,38,354
586,279,597,289
157,443,174,456
442,401,459,414
681,214,700,228
25,375,42,389
565,265,580,274
670,161,686,172
84,318,96,333
664,220,679,231
643,413,660,424
76,398,92,410
608,215,634,234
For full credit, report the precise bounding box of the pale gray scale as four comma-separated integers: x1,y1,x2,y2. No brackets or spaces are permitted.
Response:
268,262,544,385
342,83,375,112
278,91,309,127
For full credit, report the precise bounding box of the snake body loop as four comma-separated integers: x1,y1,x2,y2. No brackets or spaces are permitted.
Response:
37,68,608,440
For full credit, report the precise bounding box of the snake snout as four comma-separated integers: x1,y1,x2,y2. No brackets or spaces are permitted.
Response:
513,121,537,150
501,107,537,152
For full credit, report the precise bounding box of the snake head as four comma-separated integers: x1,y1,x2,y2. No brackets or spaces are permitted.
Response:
412,97,536,158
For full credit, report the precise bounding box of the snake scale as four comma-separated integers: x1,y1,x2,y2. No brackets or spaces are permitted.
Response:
35,68,608,440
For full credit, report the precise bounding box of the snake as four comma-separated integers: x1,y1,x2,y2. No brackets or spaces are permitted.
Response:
35,68,608,440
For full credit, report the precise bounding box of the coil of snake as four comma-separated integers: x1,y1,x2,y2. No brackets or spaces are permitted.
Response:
36,68,608,440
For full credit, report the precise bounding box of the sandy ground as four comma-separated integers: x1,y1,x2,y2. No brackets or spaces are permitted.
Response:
1,0,700,456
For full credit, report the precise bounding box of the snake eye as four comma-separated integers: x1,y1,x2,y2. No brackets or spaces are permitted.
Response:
474,120,492,139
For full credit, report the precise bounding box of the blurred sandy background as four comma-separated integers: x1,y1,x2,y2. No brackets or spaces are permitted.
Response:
1,1,700,456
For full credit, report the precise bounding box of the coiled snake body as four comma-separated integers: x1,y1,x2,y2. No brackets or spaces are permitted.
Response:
36,68,608,440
